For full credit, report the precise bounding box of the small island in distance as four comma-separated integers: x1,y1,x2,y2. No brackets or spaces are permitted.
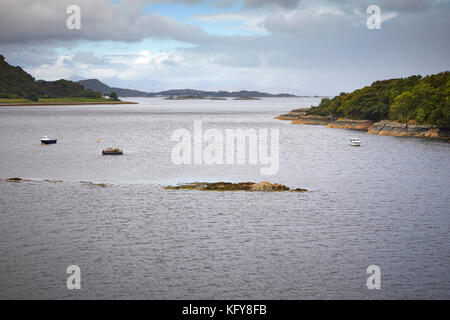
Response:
78,79,298,99
162,95,262,100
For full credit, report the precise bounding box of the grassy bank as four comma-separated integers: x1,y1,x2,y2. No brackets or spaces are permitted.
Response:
0,97,137,105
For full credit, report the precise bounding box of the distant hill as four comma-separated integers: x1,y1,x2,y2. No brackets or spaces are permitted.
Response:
156,89,296,97
0,55,102,100
0,55,36,98
77,79,297,98
78,79,155,97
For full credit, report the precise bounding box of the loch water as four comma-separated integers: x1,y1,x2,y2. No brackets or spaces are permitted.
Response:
0,97,449,299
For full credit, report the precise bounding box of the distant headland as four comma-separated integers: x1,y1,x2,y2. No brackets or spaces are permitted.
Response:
78,79,298,98
0,55,134,106
277,71,450,141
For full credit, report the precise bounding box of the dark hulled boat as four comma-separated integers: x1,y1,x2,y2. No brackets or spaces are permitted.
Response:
41,136,57,144
102,147,124,155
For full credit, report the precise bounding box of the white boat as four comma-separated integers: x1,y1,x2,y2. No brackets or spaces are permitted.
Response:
41,136,57,144
349,137,361,146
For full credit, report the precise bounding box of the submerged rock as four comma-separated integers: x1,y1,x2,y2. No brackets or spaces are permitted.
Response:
290,188,309,192
44,179,63,183
164,181,307,192
80,181,110,188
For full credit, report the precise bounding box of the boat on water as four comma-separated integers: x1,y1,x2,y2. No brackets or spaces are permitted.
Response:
41,136,57,144
349,137,361,146
102,147,124,155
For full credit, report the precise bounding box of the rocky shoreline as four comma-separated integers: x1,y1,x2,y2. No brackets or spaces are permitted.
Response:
327,119,373,130
277,109,450,141
367,120,450,139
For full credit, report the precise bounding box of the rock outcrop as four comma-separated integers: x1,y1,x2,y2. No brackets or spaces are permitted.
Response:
326,119,373,130
275,108,309,120
367,120,450,139
276,108,449,141
165,182,307,192
292,115,333,125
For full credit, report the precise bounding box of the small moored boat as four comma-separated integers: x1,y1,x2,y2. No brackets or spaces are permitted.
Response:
102,147,124,155
349,137,361,146
41,136,57,144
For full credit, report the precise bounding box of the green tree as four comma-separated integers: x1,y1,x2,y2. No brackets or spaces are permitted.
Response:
83,89,101,98
25,93,39,102
389,91,415,122
415,108,427,123
109,92,119,101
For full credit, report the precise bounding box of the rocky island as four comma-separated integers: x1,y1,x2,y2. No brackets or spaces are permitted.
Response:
164,182,307,192
163,95,227,100
164,95,206,100
232,97,261,100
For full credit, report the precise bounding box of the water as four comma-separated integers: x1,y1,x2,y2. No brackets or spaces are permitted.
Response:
0,97,449,299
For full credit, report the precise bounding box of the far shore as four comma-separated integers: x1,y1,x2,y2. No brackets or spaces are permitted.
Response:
0,101,138,106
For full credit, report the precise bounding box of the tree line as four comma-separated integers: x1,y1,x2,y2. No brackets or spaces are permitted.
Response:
308,71,450,128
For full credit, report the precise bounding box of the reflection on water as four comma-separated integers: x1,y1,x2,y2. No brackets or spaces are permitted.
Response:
0,97,449,299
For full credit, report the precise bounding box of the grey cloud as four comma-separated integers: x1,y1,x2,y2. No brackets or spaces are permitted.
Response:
212,51,262,67
0,0,210,44
178,0,449,87
263,7,355,37
71,51,106,65
328,0,444,14
241,0,302,9
380,0,441,13
0,44,58,67
162,59,178,66
213,0,302,9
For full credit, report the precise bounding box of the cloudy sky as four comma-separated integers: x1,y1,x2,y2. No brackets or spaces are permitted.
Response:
0,0,449,95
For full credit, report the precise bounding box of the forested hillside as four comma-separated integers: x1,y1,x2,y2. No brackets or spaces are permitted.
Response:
308,72,450,128
0,55,102,100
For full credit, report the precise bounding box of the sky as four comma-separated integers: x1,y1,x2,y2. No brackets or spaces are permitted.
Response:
0,0,449,95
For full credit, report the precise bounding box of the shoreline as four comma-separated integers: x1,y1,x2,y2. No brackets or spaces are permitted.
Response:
0,101,138,106
276,109,450,141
